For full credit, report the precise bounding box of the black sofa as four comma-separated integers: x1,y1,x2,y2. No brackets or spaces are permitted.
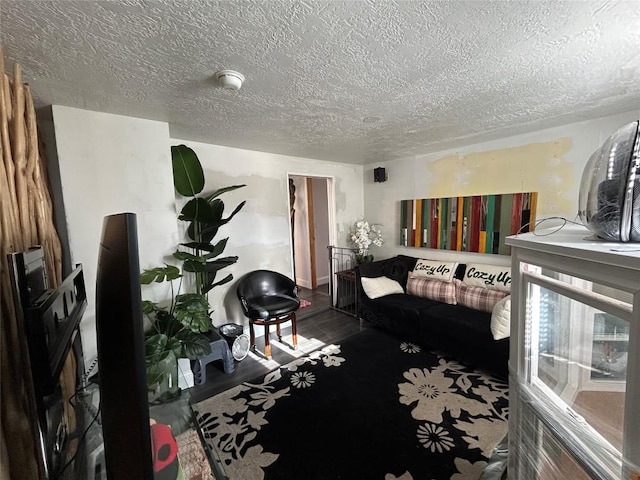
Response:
355,255,509,379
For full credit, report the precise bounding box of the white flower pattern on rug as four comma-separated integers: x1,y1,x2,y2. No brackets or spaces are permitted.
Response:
450,458,488,480
385,472,415,480
417,423,456,453
290,371,315,388
223,445,279,480
454,417,508,458
195,344,345,480
400,342,421,353
399,368,491,424
395,354,507,480
195,334,507,480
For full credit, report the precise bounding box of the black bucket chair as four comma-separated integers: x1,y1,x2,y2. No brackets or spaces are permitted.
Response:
236,270,301,359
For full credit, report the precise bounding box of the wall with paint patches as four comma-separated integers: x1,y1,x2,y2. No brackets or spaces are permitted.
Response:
364,110,639,265
44,104,365,367
171,139,364,326
47,106,179,367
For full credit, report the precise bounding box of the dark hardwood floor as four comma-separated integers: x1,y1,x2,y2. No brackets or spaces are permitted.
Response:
297,283,331,319
189,296,362,405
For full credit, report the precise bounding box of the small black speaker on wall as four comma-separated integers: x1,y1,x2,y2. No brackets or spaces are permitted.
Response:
374,167,387,183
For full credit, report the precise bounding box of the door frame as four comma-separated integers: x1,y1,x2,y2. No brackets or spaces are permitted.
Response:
306,178,317,289
286,173,336,289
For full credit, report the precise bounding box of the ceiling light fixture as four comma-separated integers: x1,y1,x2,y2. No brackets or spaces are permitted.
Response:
215,70,245,91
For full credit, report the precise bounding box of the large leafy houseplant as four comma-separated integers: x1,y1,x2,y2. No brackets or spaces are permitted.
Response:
141,144,245,396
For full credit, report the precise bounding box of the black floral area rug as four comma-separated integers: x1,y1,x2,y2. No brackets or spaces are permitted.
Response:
193,328,508,480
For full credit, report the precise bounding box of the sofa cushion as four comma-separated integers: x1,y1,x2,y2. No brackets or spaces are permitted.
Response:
462,263,511,292
407,277,457,305
491,295,511,340
381,255,418,287
410,259,458,282
417,302,494,340
362,293,440,339
361,276,404,299
366,293,440,318
456,280,509,313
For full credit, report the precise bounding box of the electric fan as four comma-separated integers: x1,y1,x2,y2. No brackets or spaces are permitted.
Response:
578,120,640,242
219,323,250,361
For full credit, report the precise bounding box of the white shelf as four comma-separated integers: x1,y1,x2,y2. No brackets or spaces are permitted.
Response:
506,225,640,270
507,225,640,479
592,334,629,342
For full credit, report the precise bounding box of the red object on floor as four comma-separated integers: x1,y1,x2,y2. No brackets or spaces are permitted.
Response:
150,423,180,480
300,299,312,308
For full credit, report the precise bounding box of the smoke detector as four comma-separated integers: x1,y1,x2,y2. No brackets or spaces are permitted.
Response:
215,70,245,91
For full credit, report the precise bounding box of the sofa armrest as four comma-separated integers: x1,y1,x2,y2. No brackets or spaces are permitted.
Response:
355,259,387,277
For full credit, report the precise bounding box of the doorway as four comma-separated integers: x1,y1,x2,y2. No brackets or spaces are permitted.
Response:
288,175,333,317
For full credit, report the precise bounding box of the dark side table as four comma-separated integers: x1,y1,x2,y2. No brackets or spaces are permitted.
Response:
335,269,358,316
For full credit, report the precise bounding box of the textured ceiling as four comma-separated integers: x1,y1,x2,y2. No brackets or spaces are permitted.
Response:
2,0,639,165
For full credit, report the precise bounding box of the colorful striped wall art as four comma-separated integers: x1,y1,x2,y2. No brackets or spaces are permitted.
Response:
399,192,537,255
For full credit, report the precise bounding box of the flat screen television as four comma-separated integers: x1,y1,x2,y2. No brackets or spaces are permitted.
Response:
578,119,640,242
7,247,87,478
95,212,154,479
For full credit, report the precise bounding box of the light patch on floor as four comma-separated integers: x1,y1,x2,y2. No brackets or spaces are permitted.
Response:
245,333,328,369
426,138,574,216
244,350,281,370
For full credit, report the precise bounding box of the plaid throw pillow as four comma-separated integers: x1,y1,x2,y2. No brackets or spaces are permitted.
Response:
456,280,509,313
406,277,457,305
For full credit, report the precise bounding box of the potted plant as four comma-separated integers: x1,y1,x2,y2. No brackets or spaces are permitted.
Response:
349,220,384,264
141,144,246,402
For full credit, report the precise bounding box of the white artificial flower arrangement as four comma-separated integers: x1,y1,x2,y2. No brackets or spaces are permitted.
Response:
350,220,384,259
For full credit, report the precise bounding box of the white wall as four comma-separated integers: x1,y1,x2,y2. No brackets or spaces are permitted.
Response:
364,110,640,267
170,139,364,328
291,174,311,287
50,106,178,366
312,177,330,285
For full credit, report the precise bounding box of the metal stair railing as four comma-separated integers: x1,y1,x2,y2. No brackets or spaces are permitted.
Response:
328,246,358,317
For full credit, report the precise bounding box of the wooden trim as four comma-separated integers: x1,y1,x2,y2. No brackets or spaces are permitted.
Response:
306,178,317,289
